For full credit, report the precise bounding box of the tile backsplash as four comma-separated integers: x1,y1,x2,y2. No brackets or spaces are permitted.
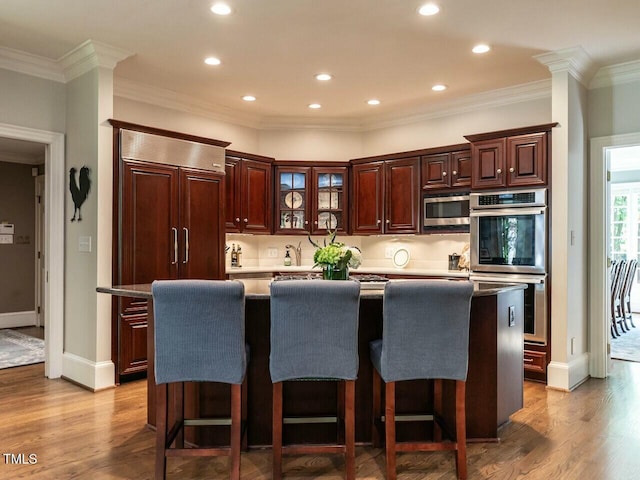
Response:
226,233,470,270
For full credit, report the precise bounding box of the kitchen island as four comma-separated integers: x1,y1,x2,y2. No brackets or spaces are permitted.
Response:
98,279,524,445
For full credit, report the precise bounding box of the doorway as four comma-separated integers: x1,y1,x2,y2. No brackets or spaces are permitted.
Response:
0,122,64,379
589,132,640,378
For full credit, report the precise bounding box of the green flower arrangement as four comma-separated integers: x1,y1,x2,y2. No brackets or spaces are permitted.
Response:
308,228,362,270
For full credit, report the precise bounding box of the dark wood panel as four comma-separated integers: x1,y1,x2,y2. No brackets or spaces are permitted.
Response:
471,138,506,189
463,122,557,143
352,162,384,234
451,150,472,188
179,168,225,279
421,153,449,190
242,160,272,234
119,314,148,376
507,133,547,186
385,158,420,233
224,158,241,232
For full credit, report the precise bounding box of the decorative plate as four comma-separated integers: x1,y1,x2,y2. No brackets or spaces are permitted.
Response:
284,191,303,209
317,212,338,229
392,248,410,268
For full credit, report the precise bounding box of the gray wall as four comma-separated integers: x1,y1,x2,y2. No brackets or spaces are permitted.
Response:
0,161,35,313
589,79,640,138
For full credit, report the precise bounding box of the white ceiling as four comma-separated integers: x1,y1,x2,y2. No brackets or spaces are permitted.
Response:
0,138,45,165
1,0,639,125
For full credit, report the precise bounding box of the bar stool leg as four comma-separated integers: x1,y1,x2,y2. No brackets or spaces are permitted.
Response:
155,383,168,480
337,381,345,445
272,382,283,480
385,381,397,480
372,368,382,448
455,380,467,480
230,383,242,480
241,376,248,451
433,379,443,442
345,380,356,480
174,382,184,448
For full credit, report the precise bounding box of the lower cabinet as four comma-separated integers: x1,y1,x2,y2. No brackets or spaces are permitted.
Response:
119,312,148,376
524,347,547,383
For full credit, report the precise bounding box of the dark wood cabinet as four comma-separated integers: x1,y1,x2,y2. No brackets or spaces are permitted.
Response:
311,166,349,234
466,124,555,190
225,151,273,234
421,149,471,191
274,162,350,234
352,158,419,234
110,121,229,382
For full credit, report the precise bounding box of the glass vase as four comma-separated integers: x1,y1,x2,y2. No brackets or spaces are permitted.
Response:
323,264,349,280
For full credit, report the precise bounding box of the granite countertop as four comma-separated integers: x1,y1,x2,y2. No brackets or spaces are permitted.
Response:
97,279,523,300
226,265,470,278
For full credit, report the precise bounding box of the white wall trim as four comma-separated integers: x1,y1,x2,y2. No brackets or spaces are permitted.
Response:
62,352,115,391
589,132,640,378
534,46,597,88
0,46,65,83
0,311,37,329
547,353,590,391
590,59,640,89
59,40,132,83
0,122,65,379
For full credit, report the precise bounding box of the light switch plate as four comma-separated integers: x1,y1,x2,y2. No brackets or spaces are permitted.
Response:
385,247,394,259
508,305,516,327
267,247,278,258
0,234,13,244
79,236,92,252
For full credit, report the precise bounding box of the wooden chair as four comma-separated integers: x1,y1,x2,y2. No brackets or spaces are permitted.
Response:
269,280,361,480
152,280,249,480
370,280,474,480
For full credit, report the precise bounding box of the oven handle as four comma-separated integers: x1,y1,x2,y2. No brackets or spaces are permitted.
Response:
470,274,546,284
470,207,546,217
424,195,470,203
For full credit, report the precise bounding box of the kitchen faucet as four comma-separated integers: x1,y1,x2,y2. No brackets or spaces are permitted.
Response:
285,242,302,266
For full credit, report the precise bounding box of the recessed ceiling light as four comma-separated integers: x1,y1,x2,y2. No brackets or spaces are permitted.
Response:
432,84,447,91
308,103,321,109
472,44,491,54
418,3,440,16
204,57,221,66
367,99,381,105
242,95,256,102
315,73,332,81
210,3,232,15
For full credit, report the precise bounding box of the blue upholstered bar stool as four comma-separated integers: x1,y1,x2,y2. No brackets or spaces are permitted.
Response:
269,279,361,480
152,280,248,480
370,280,474,480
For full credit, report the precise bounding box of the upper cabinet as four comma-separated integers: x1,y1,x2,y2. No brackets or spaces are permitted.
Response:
351,157,420,234
274,162,350,234
465,123,556,190
421,146,471,191
225,151,273,234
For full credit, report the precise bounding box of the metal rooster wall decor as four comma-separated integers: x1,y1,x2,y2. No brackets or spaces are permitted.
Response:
69,166,91,222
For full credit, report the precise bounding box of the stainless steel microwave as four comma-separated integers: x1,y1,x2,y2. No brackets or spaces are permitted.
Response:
423,193,470,232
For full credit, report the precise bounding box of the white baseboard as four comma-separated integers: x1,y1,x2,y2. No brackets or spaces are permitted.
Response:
0,311,36,329
547,353,590,391
62,352,115,391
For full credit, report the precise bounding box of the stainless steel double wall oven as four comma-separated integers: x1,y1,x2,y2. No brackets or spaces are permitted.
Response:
470,188,548,344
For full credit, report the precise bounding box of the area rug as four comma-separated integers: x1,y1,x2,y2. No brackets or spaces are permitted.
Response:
0,329,44,369
611,322,640,363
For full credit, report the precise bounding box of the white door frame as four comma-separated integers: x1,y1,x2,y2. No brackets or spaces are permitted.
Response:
35,174,45,328
589,132,640,378
0,122,64,378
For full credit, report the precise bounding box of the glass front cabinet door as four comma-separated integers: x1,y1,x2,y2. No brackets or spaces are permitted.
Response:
312,167,348,234
275,166,310,234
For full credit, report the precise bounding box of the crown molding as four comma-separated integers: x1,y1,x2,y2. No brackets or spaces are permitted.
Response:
59,40,133,82
362,79,552,131
114,77,263,129
0,46,65,83
534,46,597,87
590,59,640,89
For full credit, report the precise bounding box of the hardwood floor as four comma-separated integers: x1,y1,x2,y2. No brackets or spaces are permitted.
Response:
2,361,640,479
11,326,45,340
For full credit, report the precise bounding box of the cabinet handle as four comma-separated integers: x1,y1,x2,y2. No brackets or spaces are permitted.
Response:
235,217,240,223
509,167,515,173
244,218,248,223
304,220,309,225
524,358,534,363
314,220,318,225
377,219,381,225
171,228,178,265
496,168,502,174
183,228,189,264
385,219,390,224
442,171,447,177
452,170,457,175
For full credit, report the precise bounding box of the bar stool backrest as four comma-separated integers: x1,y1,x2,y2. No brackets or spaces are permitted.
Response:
269,279,361,382
152,279,246,385
380,280,474,382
